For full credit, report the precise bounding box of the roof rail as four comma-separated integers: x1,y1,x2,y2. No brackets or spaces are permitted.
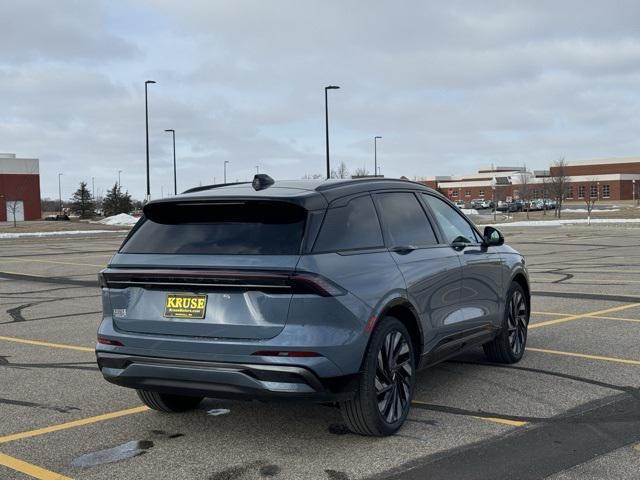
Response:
181,182,251,194
315,177,417,191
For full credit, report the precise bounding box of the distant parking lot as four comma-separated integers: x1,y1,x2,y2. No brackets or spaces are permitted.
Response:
1,226,639,479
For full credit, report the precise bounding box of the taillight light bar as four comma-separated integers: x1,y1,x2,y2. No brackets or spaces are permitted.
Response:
98,268,346,297
97,336,123,346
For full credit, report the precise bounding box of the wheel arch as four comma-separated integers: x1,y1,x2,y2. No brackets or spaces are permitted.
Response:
373,298,423,366
510,271,531,311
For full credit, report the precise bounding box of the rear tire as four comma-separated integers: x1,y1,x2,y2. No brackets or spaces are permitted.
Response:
339,316,415,436
484,282,529,364
136,390,203,413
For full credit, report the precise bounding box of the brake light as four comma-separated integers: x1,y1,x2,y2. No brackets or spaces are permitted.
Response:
252,350,321,358
97,336,123,346
290,273,346,297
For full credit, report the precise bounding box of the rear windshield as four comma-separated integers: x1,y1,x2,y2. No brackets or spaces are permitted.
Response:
120,201,306,255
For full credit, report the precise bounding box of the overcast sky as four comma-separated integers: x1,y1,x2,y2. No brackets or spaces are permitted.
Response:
3,1,640,200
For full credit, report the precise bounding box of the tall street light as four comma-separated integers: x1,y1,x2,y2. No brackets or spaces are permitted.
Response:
144,80,156,201
165,129,177,195
255,165,260,174
224,160,229,184
374,136,382,177
58,173,63,214
324,85,340,179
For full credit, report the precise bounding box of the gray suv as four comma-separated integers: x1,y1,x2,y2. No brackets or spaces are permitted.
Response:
97,177,529,436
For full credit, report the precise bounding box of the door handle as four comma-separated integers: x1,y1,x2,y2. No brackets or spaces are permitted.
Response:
390,245,417,254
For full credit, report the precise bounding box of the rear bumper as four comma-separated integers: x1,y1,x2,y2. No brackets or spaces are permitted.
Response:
96,352,357,402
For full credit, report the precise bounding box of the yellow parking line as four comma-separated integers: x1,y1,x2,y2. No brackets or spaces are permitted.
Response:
533,311,640,323
0,257,104,268
473,416,527,427
411,400,526,427
590,315,640,323
0,451,72,479
0,406,149,445
527,347,640,366
529,303,640,329
0,335,94,353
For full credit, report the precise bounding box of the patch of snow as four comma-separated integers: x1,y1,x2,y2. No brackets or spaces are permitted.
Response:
97,213,139,226
461,208,479,215
489,218,640,228
207,408,230,416
561,208,619,213
0,230,129,239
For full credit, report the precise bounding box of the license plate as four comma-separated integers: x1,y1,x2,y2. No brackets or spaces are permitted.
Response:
164,293,208,319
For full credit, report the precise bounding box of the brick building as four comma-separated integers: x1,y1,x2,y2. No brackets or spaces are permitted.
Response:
0,153,42,222
421,157,640,202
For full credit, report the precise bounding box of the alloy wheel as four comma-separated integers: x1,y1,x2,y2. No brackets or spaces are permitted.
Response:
507,290,528,356
375,330,413,423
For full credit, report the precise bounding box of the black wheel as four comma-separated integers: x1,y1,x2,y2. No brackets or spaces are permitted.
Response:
339,316,415,436
484,282,529,363
136,390,203,413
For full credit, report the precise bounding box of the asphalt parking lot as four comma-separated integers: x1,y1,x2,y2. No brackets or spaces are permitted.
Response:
0,226,639,480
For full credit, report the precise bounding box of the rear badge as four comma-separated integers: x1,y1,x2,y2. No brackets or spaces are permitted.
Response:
113,308,127,318
164,293,208,319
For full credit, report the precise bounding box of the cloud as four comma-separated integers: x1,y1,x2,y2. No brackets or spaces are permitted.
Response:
2,0,640,198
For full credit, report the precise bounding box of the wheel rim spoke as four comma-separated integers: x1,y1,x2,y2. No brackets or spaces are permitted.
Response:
508,290,528,355
376,329,413,424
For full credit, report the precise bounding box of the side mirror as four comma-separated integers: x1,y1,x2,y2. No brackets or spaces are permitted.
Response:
483,226,504,247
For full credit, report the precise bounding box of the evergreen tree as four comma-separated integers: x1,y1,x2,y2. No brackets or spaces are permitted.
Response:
102,183,133,216
70,181,95,219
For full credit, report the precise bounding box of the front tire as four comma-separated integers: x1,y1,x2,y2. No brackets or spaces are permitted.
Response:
136,390,203,413
339,316,415,436
484,282,529,363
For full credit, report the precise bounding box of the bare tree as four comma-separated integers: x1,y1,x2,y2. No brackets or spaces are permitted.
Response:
583,178,599,225
353,166,370,177
549,157,569,218
302,173,324,179
331,161,350,179
5,162,39,227
541,177,551,216
517,169,532,220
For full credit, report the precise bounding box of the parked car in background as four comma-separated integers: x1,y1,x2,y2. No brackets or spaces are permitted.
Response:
96,176,530,437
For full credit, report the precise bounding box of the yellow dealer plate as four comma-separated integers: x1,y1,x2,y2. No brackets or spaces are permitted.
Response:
164,293,208,319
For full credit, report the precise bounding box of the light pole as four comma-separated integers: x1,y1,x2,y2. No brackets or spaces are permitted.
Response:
145,80,156,201
324,85,340,179
491,177,497,222
224,160,229,184
118,170,122,188
58,173,63,214
164,129,177,195
256,165,260,174
374,136,382,177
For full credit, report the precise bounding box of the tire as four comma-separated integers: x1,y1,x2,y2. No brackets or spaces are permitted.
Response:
339,316,415,436
483,282,529,363
136,389,203,413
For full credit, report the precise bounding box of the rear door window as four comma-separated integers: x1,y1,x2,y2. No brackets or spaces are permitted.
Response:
422,194,480,244
313,195,383,252
374,192,438,247
120,201,306,255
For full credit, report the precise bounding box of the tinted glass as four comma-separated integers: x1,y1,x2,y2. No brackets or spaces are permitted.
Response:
375,192,437,247
314,195,383,252
120,201,306,255
422,194,479,244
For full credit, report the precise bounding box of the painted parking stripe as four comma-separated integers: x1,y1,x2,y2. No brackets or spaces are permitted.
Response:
0,451,72,479
411,400,527,427
0,406,149,445
527,347,640,366
534,311,640,323
529,303,640,329
0,335,93,353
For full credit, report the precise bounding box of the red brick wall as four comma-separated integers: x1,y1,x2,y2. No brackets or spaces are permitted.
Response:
444,185,514,202
0,173,42,221
550,162,640,177
564,180,632,201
